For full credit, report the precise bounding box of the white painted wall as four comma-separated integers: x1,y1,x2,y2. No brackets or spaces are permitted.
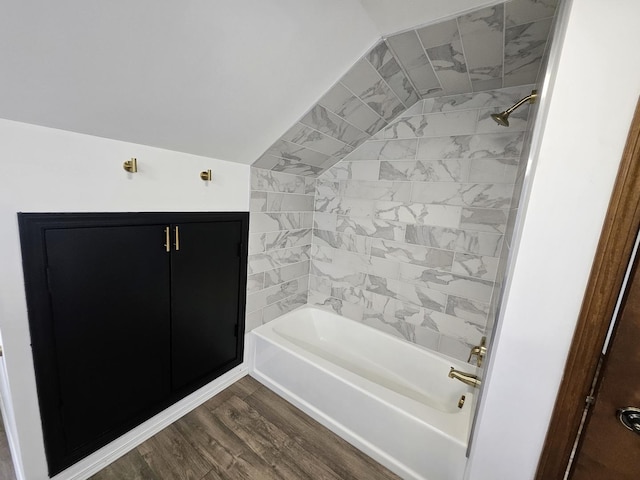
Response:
0,0,380,164
466,0,640,478
0,119,249,479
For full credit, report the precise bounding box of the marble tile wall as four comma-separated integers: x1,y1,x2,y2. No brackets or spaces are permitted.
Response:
251,0,557,179
246,168,314,331
307,85,535,361
387,0,556,96
252,38,420,178
245,0,557,334
483,1,559,343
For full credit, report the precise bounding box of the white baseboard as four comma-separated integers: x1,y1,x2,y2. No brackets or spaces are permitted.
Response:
50,363,248,480
0,358,26,480
2,417,26,480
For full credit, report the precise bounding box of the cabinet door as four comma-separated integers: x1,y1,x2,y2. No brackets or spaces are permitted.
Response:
45,225,171,452
170,221,243,390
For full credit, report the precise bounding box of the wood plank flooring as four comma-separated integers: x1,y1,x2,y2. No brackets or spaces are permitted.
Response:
0,411,17,480
91,376,401,480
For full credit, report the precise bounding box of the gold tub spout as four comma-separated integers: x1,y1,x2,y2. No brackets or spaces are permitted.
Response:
448,367,481,388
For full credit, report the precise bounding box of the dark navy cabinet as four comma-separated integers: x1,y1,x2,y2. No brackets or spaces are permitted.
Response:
18,212,248,475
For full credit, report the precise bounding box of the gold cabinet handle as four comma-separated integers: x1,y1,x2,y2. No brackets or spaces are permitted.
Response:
164,227,170,252
174,226,180,251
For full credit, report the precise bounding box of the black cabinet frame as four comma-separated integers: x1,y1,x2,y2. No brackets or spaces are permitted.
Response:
18,212,249,475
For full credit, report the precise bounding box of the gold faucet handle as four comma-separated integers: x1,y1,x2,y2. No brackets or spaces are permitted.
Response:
467,346,481,362
467,337,487,367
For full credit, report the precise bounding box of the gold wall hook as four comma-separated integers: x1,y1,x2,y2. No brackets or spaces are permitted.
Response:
123,158,138,173
200,169,212,181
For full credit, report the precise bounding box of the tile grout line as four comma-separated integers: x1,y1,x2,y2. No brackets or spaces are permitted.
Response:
454,16,475,95
411,29,445,94
500,2,507,89
308,177,318,306
506,14,556,30
377,39,422,108
363,52,414,112
314,242,500,283
334,80,391,133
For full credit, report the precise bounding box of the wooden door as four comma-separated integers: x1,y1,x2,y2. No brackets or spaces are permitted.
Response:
571,250,640,478
170,220,244,391
45,225,171,452
535,100,640,479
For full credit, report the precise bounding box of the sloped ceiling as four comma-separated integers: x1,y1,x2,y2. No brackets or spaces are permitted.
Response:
253,0,558,177
358,0,504,35
0,0,501,165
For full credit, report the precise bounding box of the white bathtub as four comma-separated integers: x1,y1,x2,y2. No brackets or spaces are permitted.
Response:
248,305,476,480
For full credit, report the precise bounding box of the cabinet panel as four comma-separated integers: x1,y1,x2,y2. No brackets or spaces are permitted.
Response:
19,212,248,475
45,225,171,451
170,221,243,390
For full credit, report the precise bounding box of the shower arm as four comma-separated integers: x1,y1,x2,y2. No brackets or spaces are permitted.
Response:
504,90,538,115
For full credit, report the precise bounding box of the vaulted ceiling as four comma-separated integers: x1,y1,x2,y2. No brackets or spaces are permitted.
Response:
0,0,552,166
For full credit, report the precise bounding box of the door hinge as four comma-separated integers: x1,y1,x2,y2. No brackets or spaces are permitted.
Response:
586,395,595,405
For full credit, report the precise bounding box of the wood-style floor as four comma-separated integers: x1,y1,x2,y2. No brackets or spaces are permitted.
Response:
91,375,401,480
0,410,17,480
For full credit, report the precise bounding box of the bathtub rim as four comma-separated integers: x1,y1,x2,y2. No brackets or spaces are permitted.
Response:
270,304,474,373
250,304,475,446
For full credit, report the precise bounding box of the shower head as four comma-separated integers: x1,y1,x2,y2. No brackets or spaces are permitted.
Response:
490,111,511,127
490,89,538,127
